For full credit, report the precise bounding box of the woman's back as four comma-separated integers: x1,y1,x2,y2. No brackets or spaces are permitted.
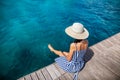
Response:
70,40,88,61
74,40,88,51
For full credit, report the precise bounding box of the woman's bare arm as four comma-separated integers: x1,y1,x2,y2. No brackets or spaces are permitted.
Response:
63,43,76,61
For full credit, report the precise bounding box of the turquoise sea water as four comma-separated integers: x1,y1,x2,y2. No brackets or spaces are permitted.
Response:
0,0,120,80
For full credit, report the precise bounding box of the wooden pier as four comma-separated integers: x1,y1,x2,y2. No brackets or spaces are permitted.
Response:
18,33,120,80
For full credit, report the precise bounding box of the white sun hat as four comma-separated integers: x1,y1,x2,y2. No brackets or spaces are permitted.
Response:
65,22,89,39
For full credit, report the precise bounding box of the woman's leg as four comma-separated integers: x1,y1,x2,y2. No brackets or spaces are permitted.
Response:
48,44,64,56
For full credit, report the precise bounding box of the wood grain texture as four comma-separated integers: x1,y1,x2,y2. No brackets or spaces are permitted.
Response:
36,70,45,80
41,68,52,80
30,72,39,80
24,75,32,80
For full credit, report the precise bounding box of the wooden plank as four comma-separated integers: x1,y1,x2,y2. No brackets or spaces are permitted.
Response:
57,75,66,80
81,48,120,80
69,72,74,76
95,43,106,52
78,48,101,80
24,75,32,80
90,57,120,80
54,63,65,75
106,39,114,45
97,46,120,68
100,39,114,48
46,64,59,79
67,73,73,79
97,44,120,61
78,72,88,80
107,46,120,62
94,43,106,52
109,36,120,45
50,64,61,77
92,45,120,77
64,73,73,80
78,61,101,80
91,46,101,54
30,72,39,80
53,65,61,77
41,68,52,80
18,77,25,80
78,64,92,80
93,45,120,76
111,45,120,57
36,70,46,80
114,33,120,41
80,42,120,80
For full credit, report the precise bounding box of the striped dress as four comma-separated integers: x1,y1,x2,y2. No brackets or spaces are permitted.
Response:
55,44,87,80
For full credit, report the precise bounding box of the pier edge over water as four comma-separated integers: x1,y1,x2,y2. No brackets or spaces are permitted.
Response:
18,33,120,80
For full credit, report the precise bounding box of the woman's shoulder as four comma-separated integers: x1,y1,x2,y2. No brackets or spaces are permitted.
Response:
70,43,77,50
70,43,75,48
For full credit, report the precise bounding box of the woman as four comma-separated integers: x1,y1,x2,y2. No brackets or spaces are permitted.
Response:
48,22,89,80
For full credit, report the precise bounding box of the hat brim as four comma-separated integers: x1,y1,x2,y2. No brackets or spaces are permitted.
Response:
65,26,89,39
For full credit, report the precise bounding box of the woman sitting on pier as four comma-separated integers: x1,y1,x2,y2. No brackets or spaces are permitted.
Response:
48,22,89,80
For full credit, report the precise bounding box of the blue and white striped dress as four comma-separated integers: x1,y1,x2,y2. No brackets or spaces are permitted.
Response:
55,44,87,80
